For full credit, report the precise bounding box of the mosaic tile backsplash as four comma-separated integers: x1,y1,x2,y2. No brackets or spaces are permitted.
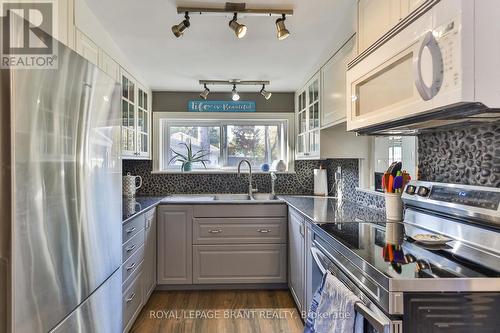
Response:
122,159,385,210
418,123,500,187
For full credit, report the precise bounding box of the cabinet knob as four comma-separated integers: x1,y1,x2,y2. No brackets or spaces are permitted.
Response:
126,227,136,234
257,229,271,234
208,229,222,234
126,262,136,271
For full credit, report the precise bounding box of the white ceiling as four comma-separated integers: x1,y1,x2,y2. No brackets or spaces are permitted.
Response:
84,0,356,92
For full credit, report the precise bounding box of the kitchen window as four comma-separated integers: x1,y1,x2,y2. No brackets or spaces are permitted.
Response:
152,112,294,172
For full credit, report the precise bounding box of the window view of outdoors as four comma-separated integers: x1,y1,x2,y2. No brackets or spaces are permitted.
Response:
167,126,221,169
227,125,281,167
162,121,285,170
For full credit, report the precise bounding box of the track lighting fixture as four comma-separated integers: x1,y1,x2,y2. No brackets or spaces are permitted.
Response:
198,80,272,100
200,84,210,99
173,4,292,40
260,85,272,100
232,85,240,101
275,14,290,40
172,12,190,38
228,13,247,39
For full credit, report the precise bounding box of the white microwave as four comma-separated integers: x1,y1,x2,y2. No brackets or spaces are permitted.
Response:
347,0,500,134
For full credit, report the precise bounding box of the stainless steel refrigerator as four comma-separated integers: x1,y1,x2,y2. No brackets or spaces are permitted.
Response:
0,14,122,333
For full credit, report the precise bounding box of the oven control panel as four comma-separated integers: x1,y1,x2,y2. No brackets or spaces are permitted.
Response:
429,186,500,211
403,181,500,214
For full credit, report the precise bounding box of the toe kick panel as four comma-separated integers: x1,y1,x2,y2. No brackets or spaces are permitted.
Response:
193,244,287,284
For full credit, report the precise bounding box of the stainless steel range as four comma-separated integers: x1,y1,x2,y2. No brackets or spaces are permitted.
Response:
309,181,500,333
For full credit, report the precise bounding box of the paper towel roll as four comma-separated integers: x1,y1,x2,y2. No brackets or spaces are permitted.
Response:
314,169,328,196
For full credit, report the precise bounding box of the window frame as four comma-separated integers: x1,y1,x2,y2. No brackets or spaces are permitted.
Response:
152,112,295,173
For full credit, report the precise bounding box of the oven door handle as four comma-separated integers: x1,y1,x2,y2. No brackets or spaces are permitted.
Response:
310,247,392,333
354,302,390,333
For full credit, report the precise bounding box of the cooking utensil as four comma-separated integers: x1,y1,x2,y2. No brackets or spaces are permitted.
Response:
387,175,394,193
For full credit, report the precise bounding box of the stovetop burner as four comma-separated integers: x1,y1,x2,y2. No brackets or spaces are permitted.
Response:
317,221,500,280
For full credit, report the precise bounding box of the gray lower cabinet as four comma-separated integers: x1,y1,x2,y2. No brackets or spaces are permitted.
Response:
157,205,193,284
304,223,313,315
157,204,287,286
122,207,157,333
288,207,305,313
193,244,287,284
143,208,156,301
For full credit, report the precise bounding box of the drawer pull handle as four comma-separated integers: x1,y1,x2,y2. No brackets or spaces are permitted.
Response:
257,229,271,233
126,262,136,271
126,244,136,253
126,292,136,303
208,229,222,234
126,227,136,234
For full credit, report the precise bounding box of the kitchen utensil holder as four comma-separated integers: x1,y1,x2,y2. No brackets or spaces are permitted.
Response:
385,192,403,221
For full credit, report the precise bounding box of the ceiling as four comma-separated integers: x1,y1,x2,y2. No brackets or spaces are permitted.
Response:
84,0,356,92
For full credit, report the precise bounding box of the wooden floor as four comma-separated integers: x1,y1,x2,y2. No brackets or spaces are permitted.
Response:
131,290,304,333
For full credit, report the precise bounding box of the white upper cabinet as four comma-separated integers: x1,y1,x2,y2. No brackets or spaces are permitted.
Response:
121,71,152,159
98,50,120,83
321,35,356,128
296,73,321,160
358,0,401,54
357,0,429,54
401,0,427,17
75,29,99,65
56,0,75,48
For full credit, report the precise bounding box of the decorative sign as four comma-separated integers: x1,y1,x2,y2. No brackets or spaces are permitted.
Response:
188,100,256,112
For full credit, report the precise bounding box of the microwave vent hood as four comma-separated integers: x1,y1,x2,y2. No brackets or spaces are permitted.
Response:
354,103,500,136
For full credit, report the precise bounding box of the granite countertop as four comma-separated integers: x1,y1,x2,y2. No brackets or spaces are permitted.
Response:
123,196,166,223
122,194,387,225
160,194,285,205
279,195,387,224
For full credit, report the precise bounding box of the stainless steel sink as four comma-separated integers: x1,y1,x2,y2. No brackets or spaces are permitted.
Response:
214,194,252,201
252,193,279,201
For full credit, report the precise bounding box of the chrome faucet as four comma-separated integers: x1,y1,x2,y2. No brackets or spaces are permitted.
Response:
270,172,277,196
237,159,257,197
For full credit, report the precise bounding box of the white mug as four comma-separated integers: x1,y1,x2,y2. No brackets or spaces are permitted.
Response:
123,173,142,197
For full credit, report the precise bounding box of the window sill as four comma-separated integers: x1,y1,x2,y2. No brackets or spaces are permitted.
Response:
151,170,296,175
355,187,385,197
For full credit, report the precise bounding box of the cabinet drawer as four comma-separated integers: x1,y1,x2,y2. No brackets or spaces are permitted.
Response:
122,229,144,263
122,244,144,285
144,207,156,221
193,218,286,244
122,214,145,244
122,272,143,332
193,244,287,284
194,204,286,218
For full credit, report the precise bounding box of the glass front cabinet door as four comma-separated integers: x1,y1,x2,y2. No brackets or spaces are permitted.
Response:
121,70,152,159
295,72,321,159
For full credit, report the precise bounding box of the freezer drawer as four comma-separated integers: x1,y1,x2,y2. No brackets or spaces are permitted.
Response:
50,269,122,333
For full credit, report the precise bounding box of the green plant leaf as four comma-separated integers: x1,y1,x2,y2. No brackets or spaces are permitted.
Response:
193,152,211,160
170,148,187,162
200,160,208,169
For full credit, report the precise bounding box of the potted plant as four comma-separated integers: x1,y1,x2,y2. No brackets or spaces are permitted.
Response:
169,141,210,172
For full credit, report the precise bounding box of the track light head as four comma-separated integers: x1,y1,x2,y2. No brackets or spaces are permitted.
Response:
232,85,240,101
260,85,272,100
172,12,190,38
200,84,210,100
275,14,290,40
229,13,247,39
